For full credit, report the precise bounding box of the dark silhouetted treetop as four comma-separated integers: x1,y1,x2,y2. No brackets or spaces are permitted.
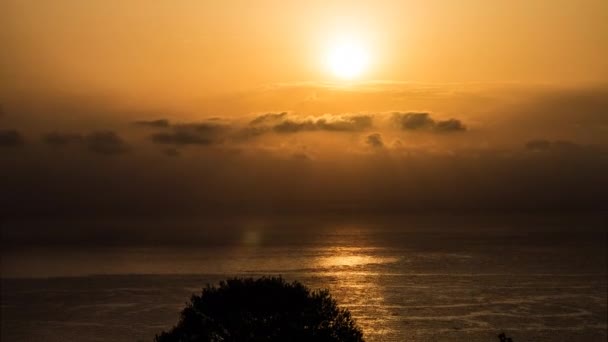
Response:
155,277,364,342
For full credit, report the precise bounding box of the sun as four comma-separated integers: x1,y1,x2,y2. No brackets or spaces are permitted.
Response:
325,38,370,80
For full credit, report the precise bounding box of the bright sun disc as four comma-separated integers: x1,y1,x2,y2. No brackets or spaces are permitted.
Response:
326,39,369,79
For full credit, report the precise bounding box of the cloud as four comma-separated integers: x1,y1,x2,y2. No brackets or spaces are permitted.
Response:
273,119,317,133
393,112,435,130
136,111,466,147
133,119,171,128
393,112,466,133
237,113,374,138
43,132,84,145
273,114,373,133
85,131,129,155
366,133,384,148
237,126,271,139
249,112,288,125
237,112,289,138
434,118,466,132
40,130,128,154
0,129,24,147
151,123,229,145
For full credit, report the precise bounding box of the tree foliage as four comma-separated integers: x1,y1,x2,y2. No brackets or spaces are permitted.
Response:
156,277,364,342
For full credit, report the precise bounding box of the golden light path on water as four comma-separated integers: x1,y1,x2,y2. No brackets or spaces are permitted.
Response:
314,246,400,338
316,248,398,268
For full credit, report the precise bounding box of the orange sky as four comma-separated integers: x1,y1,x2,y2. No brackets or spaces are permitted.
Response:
2,0,608,106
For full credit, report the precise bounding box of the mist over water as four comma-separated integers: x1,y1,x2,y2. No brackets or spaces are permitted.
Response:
2,215,607,341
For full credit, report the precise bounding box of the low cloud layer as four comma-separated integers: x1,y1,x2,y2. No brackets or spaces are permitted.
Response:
392,112,466,132
246,113,374,135
249,112,288,125
42,131,128,155
273,115,373,133
150,122,229,146
85,131,129,155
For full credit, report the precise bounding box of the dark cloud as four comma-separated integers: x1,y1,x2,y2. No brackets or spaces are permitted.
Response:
393,112,435,130
393,112,466,133
134,119,171,128
151,123,228,146
249,112,288,125
273,115,373,133
237,126,271,139
366,133,384,148
434,119,466,132
0,129,24,147
43,131,128,155
238,113,374,136
85,131,129,155
43,132,84,146
273,119,317,133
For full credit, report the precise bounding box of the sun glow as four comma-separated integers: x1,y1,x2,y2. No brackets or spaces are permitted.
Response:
325,37,370,80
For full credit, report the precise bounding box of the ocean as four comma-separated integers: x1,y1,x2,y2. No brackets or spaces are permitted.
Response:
1,215,606,341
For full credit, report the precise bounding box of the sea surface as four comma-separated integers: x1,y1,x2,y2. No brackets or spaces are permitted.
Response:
1,215,607,341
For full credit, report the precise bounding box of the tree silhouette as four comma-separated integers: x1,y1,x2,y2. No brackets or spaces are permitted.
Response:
155,277,365,342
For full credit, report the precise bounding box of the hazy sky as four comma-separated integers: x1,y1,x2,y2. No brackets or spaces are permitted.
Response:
1,1,607,221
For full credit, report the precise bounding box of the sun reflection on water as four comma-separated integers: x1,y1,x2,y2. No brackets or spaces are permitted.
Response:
316,248,399,268
314,246,399,338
